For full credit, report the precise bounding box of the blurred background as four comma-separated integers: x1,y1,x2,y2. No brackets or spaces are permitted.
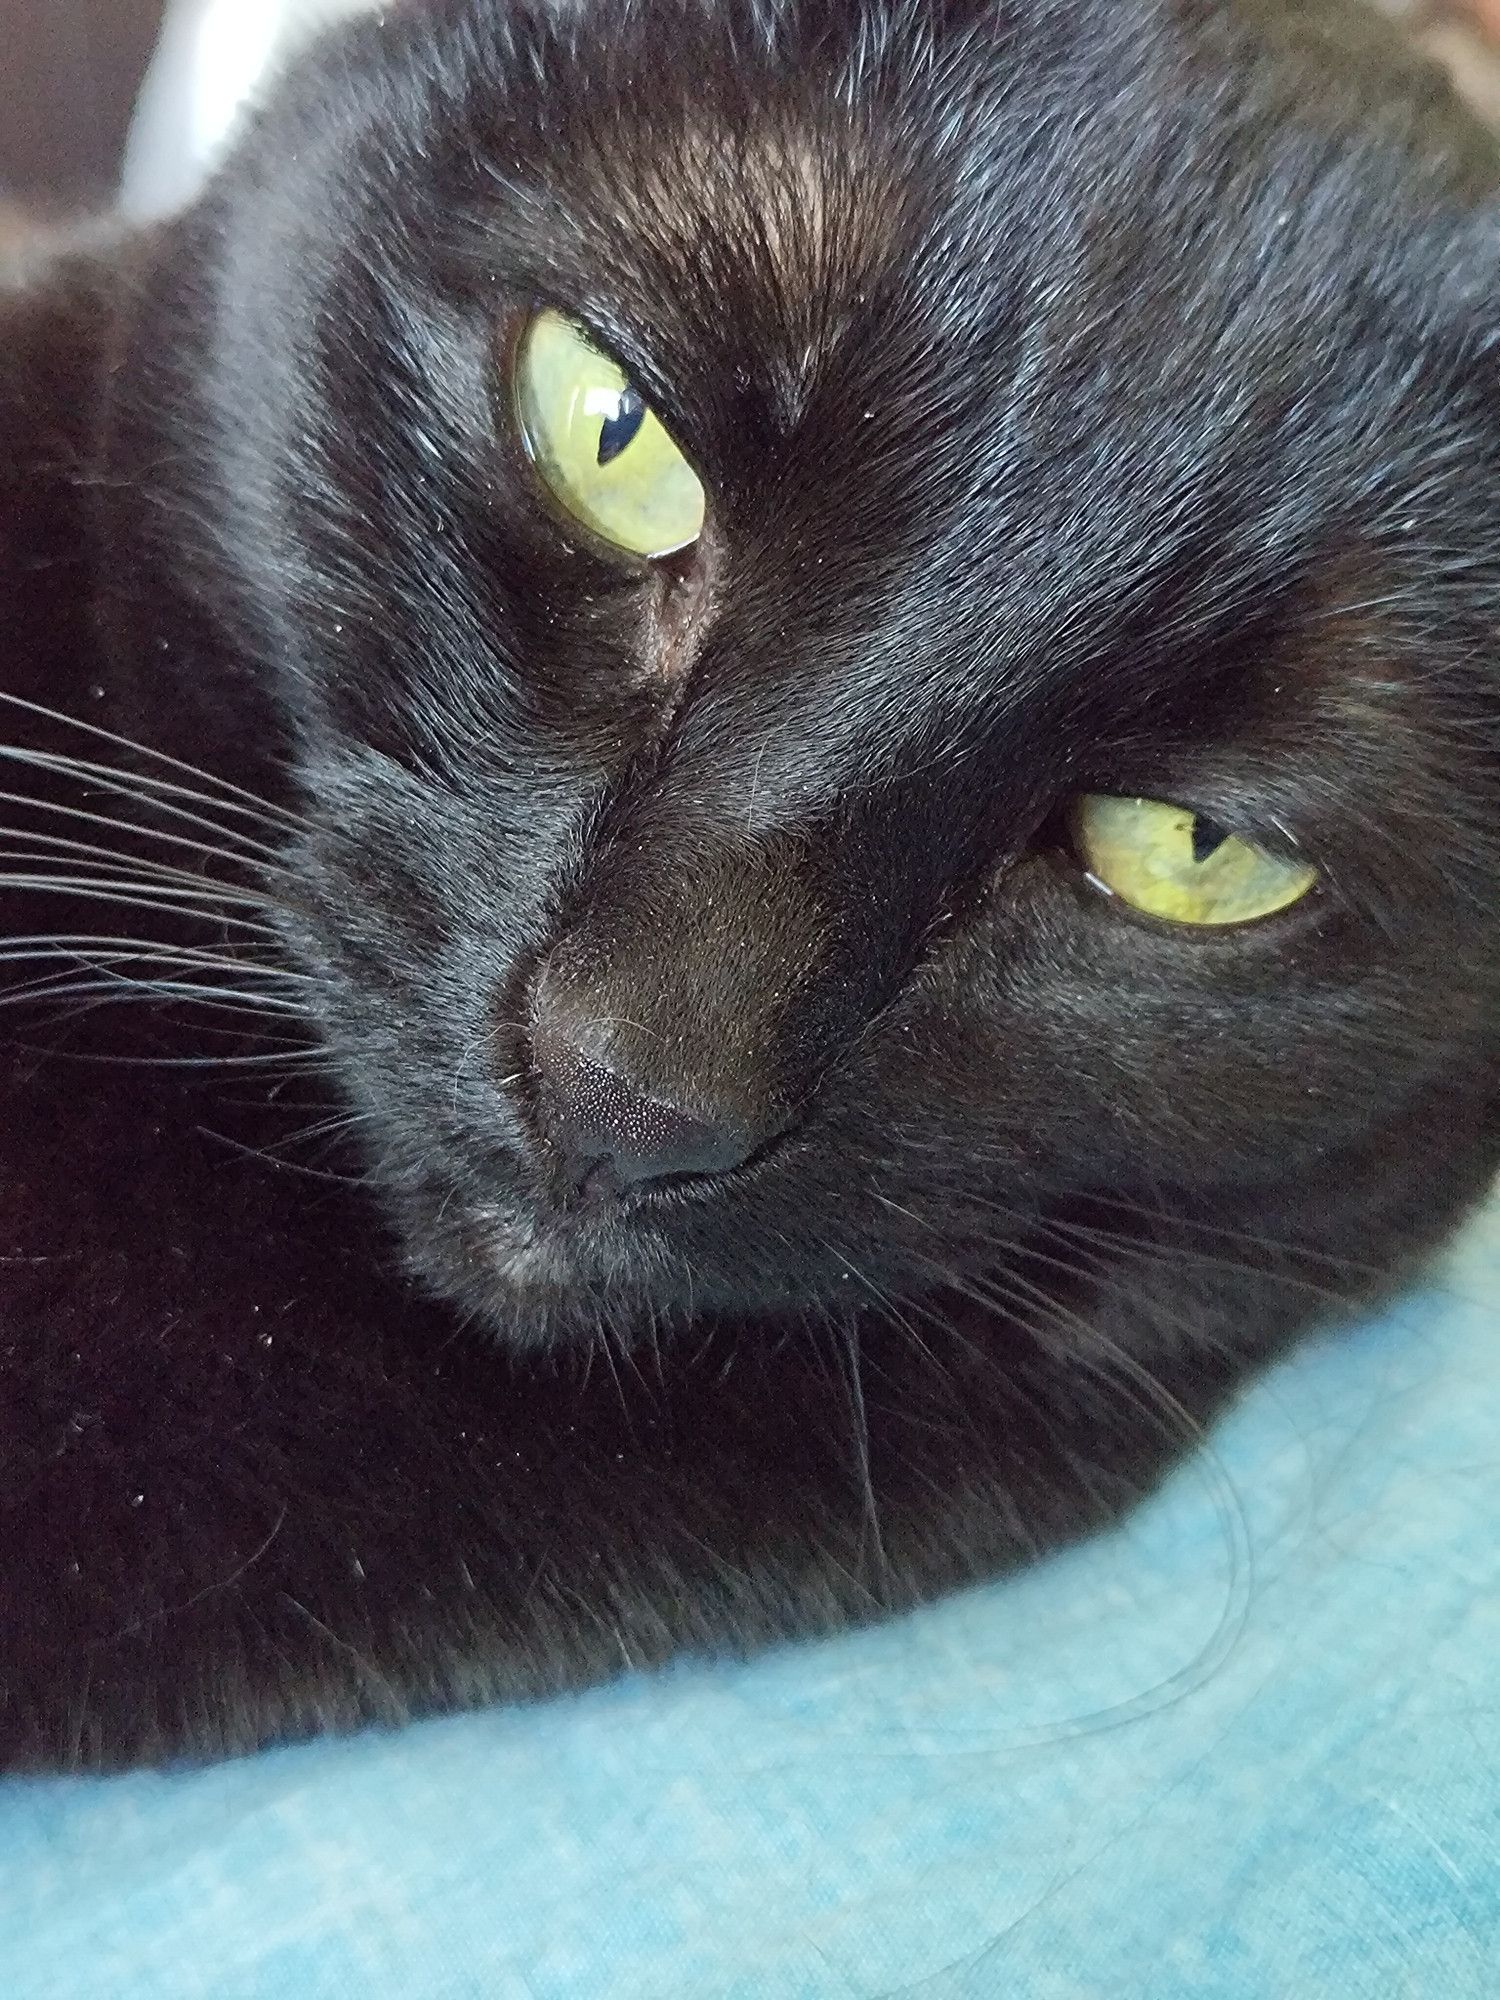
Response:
0,0,164,208
0,0,370,221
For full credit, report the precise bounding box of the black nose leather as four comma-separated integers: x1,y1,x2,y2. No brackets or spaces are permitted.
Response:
531,1017,755,1192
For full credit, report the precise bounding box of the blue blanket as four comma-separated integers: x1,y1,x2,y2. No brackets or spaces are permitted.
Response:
3,1197,1497,1999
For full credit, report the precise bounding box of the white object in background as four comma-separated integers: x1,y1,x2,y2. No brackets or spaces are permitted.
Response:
120,0,381,220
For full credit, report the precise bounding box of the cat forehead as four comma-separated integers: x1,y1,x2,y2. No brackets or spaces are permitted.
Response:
244,3,1476,812
285,1,1442,608
565,122,931,425
441,1,1380,420
610,115,915,308
460,33,959,390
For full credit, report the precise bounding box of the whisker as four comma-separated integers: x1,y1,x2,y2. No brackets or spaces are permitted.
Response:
0,986,303,1019
0,1010,318,1074
0,782,283,879
0,690,307,831
884,1238,1258,1730
0,747,285,862
1038,1215,1368,1316
0,744,292,841
0,929,306,968
1062,1189,1388,1287
904,1174,1386,1298
222,1105,376,1170
281,1108,376,1149
832,1234,968,1390
195,1124,371,1187
835,1308,890,1596
0,824,278,898
0,864,281,930
24,1044,328,1072
0,873,281,933
0,944,308,1016
0,942,310,995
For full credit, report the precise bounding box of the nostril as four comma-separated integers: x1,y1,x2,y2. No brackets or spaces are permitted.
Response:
575,1156,629,1207
530,1014,756,1193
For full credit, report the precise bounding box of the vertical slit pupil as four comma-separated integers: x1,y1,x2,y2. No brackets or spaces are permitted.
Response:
1190,815,1230,865
597,388,646,466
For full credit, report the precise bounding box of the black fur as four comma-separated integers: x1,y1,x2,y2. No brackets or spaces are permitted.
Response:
1,0,1498,1770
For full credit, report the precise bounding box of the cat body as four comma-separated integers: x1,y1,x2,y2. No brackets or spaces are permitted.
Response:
1,0,1498,1770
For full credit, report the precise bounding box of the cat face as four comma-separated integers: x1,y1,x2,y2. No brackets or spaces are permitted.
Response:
160,0,1500,1342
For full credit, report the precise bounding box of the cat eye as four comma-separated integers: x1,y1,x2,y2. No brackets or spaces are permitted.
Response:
513,310,706,559
1070,795,1317,926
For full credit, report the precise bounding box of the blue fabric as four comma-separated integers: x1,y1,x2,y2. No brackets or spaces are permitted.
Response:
2,1199,1497,2000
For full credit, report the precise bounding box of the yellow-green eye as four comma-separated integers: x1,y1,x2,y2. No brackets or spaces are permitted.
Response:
513,309,705,559
1071,795,1317,926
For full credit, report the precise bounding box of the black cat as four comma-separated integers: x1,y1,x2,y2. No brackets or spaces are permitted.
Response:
1,0,1497,1771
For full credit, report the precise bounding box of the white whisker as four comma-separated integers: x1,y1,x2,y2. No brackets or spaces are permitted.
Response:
0,873,281,933
0,748,284,863
0,690,306,831
0,824,276,898
0,782,280,879
0,976,305,1015
0,928,299,962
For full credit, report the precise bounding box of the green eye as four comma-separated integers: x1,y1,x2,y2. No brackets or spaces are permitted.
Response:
1071,795,1317,926
513,310,705,559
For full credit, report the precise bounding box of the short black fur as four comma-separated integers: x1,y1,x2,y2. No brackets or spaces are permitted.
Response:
1,0,1498,1769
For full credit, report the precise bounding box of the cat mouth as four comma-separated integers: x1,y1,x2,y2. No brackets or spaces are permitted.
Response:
465,1204,625,1290
385,1130,852,1345
395,1176,701,1341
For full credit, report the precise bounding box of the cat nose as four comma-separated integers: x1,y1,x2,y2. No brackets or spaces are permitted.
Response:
530,1015,756,1193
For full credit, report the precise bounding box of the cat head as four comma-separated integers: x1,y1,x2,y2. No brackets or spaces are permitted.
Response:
123,0,1500,1341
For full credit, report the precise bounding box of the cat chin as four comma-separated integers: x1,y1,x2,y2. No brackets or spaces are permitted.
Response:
387,1167,839,1349
388,1181,692,1348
